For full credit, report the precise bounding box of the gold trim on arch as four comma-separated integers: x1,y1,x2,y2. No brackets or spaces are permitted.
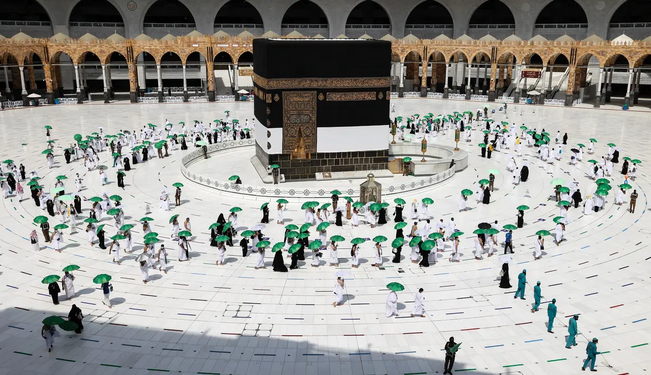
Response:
254,73,390,90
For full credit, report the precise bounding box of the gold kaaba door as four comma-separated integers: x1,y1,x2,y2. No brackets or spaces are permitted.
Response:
282,91,317,159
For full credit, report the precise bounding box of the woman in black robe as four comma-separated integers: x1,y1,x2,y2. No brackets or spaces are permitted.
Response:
393,205,403,222
180,137,188,150
132,152,138,165
335,210,343,226
123,157,131,171
225,226,234,247
46,199,55,216
520,165,529,182
6,174,16,191
240,237,249,257
142,147,148,161
297,237,307,260
117,172,125,189
290,249,299,269
261,205,269,223
210,227,218,247
74,195,82,214
611,150,619,163
517,210,524,229
31,187,40,206
272,250,288,272
499,263,512,288
562,133,568,145
482,188,491,205
392,245,402,263
68,304,84,333
64,149,71,164
19,164,25,180
418,241,429,267
621,159,629,175
97,227,106,249
378,208,387,225
216,214,226,235
395,228,404,239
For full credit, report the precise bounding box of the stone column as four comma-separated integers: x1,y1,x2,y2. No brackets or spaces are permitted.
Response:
465,63,471,100
497,64,505,95
107,64,114,99
430,62,437,92
624,68,633,107
488,63,497,101
101,64,109,103
594,67,603,108
137,55,146,90
634,67,641,104
474,64,480,94
605,67,612,102
539,66,547,104
182,64,188,102
44,63,54,104
564,66,576,106
420,60,427,97
156,64,163,103
19,66,28,105
452,61,458,92
547,65,553,98
206,60,215,102
128,62,138,103
443,63,450,98
398,63,404,98
81,64,88,100
27,65,36,90
3,65,10,94
513,64,522,103
74,64,83,104
482,64,488,94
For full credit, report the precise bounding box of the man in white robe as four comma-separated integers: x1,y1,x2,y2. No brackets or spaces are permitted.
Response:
385,291,398,317
411,288,425,317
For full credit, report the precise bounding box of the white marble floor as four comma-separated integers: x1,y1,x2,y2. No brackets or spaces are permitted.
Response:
0,99,650,375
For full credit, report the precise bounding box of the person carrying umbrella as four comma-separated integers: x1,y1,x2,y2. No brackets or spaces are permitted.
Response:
41,324,59,352
443,336,458,375
68,304,84,334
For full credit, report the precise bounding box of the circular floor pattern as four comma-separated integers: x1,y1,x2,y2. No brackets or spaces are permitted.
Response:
0,100,649,375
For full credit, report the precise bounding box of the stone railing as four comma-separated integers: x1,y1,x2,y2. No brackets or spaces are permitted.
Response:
164,96,183,103
448,93,466,100
180,140,456,199
215,95,236,101
427,92,444,99
544,99,565,106
137,97,159,104
470,94,489,101
189,96,208,103
403,91,420,98
57,98,78,105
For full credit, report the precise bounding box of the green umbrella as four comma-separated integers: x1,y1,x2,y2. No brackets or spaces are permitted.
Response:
272,242,285,252
420,240,435,251
277,199,289,204
403,157,412,163
27,180,40,186
44,125,52,130
596,178,610,185
449,232,464,238
587,159,598,164
308,240,322,250
59,321,79,332
394,222,408,230
62,265,80,272
317,222,330,231
41,275,60,284
178,231,192,237
516,205,530,211
107,208,121,216
42,316,65,326
607,143,616,147
241,230,255,237
33,216,49,224
503,224,517,231
93,274,112,284
461,189,473,196
372,235,387,243
330,190,341,195
58,195,74,203
386,282,404,292
140,217,154,222
473,229,486,234
285,231,298,238
96,224,105,233
550,178,565,186
520,126,527,130
369,203,382,212
111,234,125,241
54,224,68,230
487,169,500,175
422,198,434,205
285,224,299,231
154,142,164,150
89,196,103,203
536,230,551,236
172,182,184,188
196,141,207,146
329,235,345,243
297,232,310,239
169,214,179,223
589,138,597,143
144,232,159,239
56,175,67,180
260,202,269,210
109,195,122,201
577,143,585,148
321,203,331,210
632,159,641,164
300,202,312,210
558,200,571,206
270,164,279,169
84,218,99,224
478,179,489,185
391,237,405,249
619,183,632,190
74,134,82,142
300,223,311,232
623,156,631,161
51,187,65,195
256,240,271,249
428,232,443,240
552,216,566,224
351,237,366,245
595,190,609,196
352,202,364,209
228,175,240,181
394,198,406,205
597,184,611,191
288,244,302,254
409,236,422,247
381,202,390,209
450,342,462,354
119,224,135,231
215,235,230,242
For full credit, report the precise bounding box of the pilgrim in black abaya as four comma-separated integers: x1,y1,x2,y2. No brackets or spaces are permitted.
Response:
261,205,269,223
392,245,402,263
378,208,387,225
520,165,529,182
335,211,343,226
499,263,512,288
290,251,299,269
272,250,288,272
482,188,491,205
74,196,82,213
394,205,403,222
517,210,524,228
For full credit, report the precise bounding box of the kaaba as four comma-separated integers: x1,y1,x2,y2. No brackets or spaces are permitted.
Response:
253,38,391,181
